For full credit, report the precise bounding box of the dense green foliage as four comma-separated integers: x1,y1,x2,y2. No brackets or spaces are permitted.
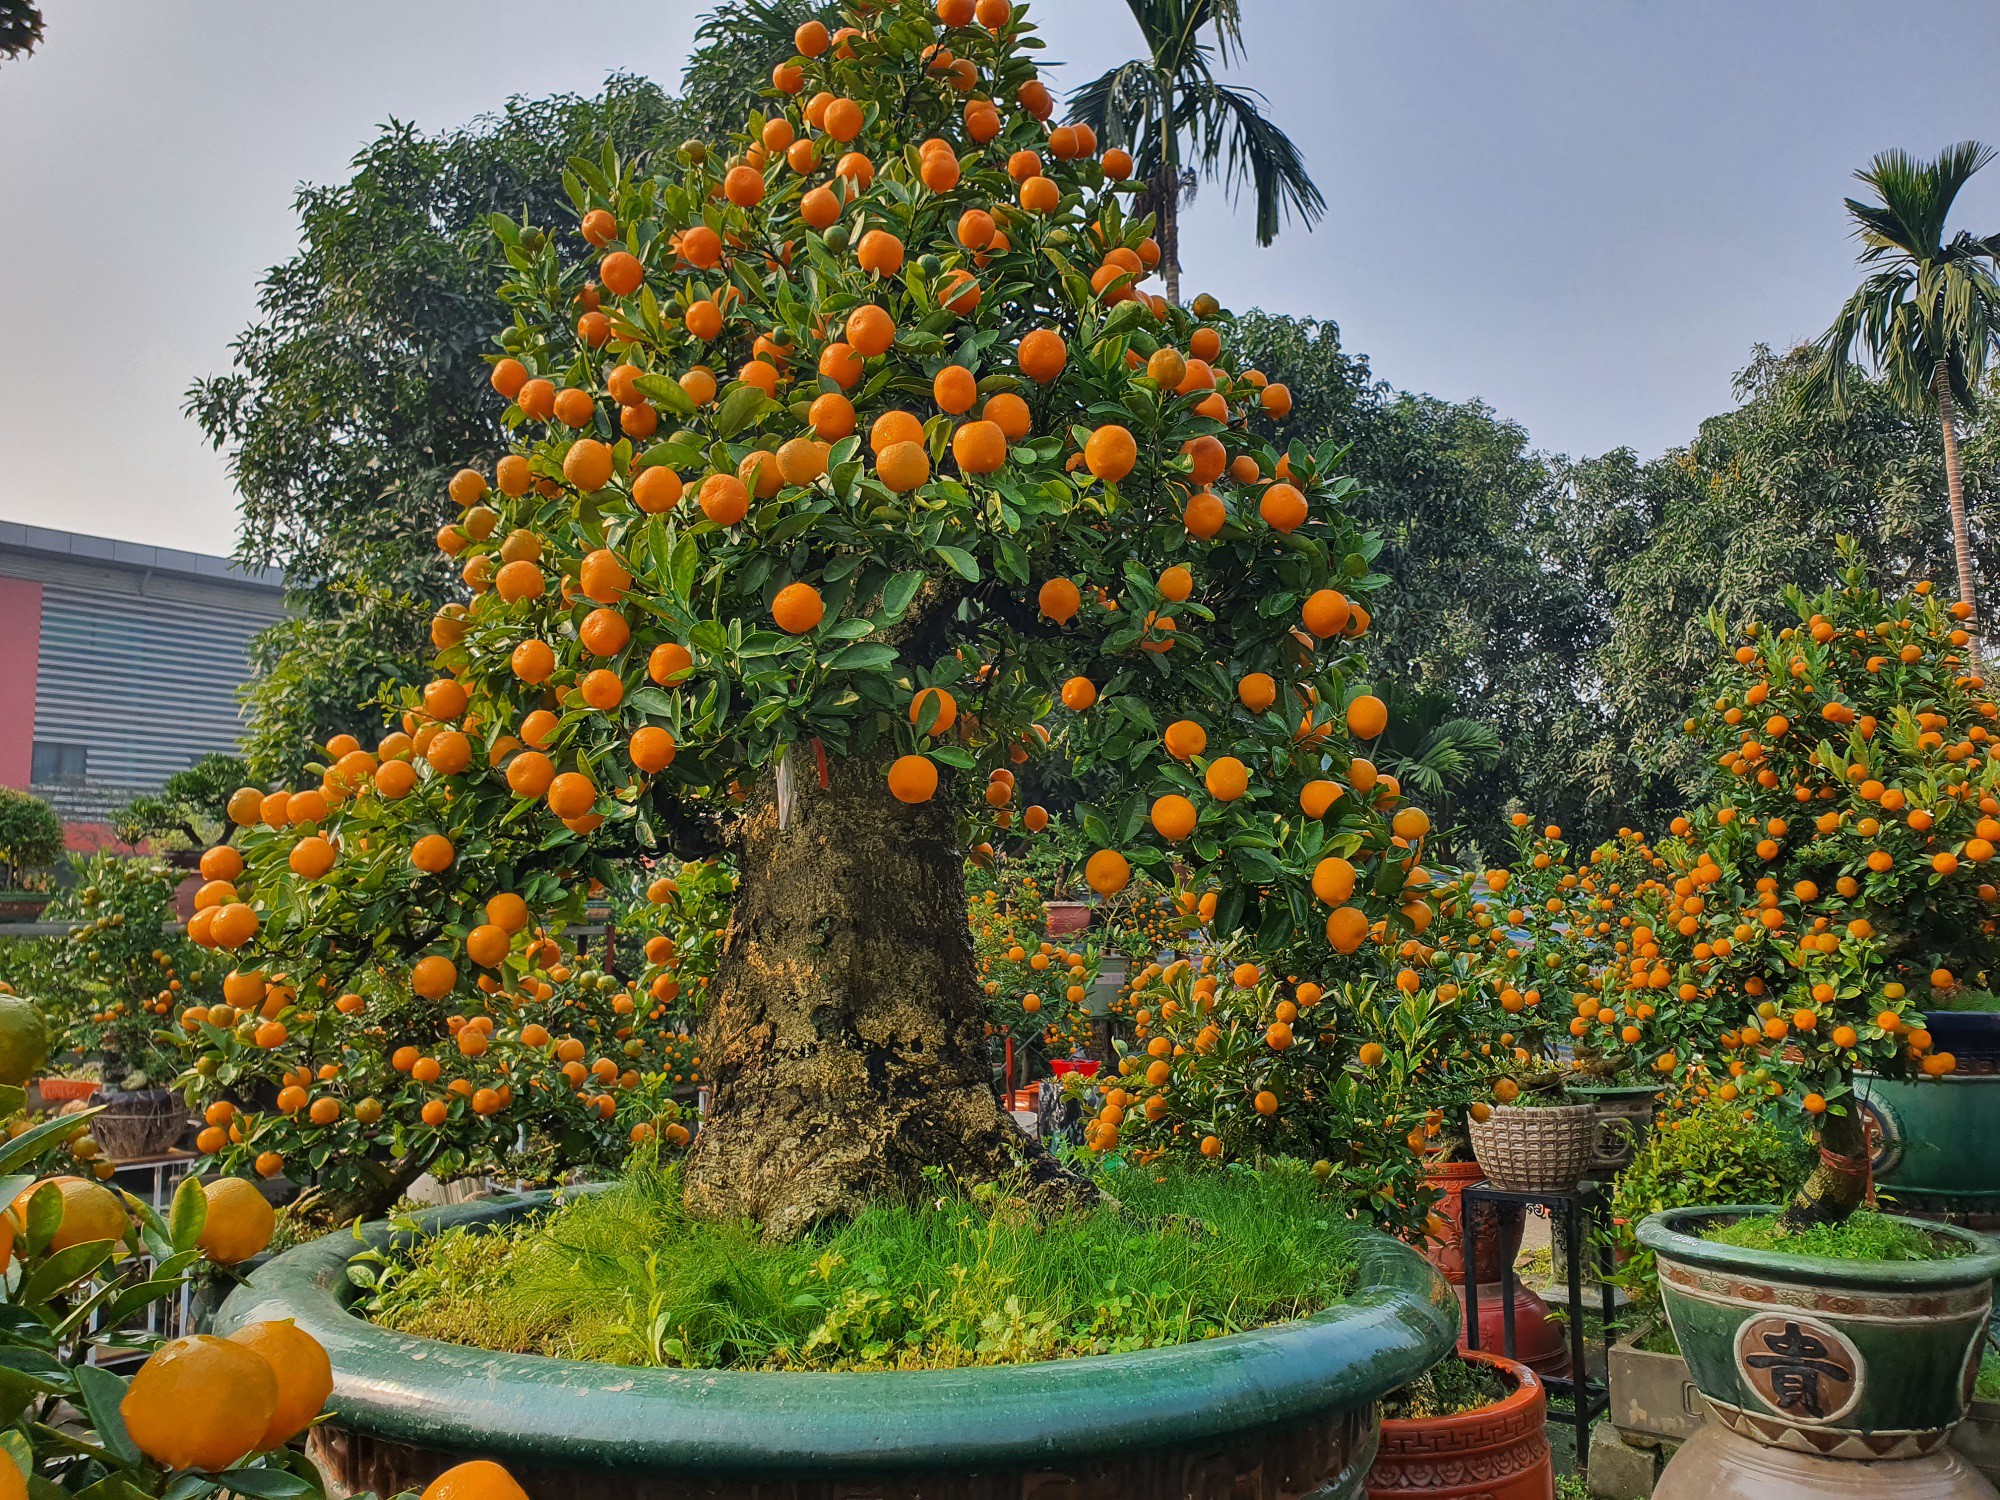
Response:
1609,1091,1814,1305
1381,1352,1510,1421
358,1160,1359,1371
1232,313,1614,853
1579,345,2000,800
0,788,64,881
1706,1209,1968,1262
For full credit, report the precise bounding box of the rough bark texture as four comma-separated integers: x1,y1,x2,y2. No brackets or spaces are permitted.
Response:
1936,361,1981,661
291,1150,433,1231
1777,1103,1871,1232
683,751,1089,1240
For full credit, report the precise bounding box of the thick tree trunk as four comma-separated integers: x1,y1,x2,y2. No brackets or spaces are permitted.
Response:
683,751,1090,1241
1937,360,1981,662
1776,1101,1870,1233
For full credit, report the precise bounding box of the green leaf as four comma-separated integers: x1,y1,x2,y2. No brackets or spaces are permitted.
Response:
826,643,900,671
711,385,770,441
634,375,697,420
882,571,924,620
934,546,980,582
0,1111,100,1178
668,533,699,605
20,1241,116,1305
210,1469,316,1500
167,1174,207,1254
72,1365,139,1468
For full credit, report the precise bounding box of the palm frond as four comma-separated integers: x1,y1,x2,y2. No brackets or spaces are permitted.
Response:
1183,79,1324,245
1852,141,1995,260
1805,142,2000,422
1068,60,1166,170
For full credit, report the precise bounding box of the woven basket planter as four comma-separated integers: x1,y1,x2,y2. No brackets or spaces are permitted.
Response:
91,1087,190,1161
1467,1102,1598,1193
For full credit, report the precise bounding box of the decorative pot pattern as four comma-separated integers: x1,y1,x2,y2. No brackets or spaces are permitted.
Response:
1637,1204,2000,1462
1364,1350,1554,1500
1655,1416,1999,1500
218,1192,1461,1500
1466,1104,1597,1194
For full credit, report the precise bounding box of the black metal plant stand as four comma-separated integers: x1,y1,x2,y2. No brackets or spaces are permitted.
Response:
1461,1181,1615,1455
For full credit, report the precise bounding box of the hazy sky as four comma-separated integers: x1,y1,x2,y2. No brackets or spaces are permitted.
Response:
4,1,1999,559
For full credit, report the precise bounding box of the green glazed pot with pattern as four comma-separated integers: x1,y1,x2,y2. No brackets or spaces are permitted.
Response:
1636,1205,2000,1462
215,1192,1460,1500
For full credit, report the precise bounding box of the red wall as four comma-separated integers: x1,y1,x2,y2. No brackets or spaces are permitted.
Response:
0,579,39,790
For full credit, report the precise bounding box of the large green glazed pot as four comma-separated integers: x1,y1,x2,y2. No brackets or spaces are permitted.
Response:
216,1192,1459,1500
1637,1204,2000,1461
1859,1011,2000,1214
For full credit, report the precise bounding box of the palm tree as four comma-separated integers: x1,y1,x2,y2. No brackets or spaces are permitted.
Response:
0,1,45,61
1372,687,1504,849
1801,142,2000,629
1069,0,1323,305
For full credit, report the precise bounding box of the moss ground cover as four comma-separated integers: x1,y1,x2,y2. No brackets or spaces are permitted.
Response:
356,1160,1360,1371
1703,1209,1969,1262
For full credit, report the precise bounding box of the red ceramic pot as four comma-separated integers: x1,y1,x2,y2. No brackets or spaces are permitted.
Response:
1457,1280,1572,1380
1423,1161,1524,1285
1043,900,1091,936
36,1078,99,1105
1365,1349,1555,1500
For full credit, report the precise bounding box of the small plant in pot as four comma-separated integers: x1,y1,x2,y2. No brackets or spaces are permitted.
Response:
1467,1057,1598,1196
1364,1349,1555,1500
9,855,223,1157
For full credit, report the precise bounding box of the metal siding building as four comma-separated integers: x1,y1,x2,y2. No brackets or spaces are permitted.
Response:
0,525,287,837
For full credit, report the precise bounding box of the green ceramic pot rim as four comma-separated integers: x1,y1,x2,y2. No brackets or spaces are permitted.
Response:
1635,1204,2000,1291
215,1190,1459,1477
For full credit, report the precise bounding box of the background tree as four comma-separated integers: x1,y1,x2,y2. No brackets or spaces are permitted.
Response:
1801,141,2000,624
114,753,252,857
0,0,42,61
1584,344,1999,800
1069,0,1323,303
0,789,63,887
1232,313,1622,850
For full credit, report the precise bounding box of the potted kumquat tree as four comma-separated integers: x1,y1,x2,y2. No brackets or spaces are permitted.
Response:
194,3,1463,1493
1626,546,2000,1497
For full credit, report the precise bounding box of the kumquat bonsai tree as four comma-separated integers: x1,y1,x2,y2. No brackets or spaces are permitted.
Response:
175,0,1459,1240
1621,540,1996,1228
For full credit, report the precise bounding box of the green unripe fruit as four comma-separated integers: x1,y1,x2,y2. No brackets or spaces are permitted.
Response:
0,996,48,1087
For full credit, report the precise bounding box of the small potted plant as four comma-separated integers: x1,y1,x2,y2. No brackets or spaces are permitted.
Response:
0,787,63,920
1467,1056,1598,1195
12,855,219,1157
1601,1084,1813,1458
1364,1348,1555,1500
